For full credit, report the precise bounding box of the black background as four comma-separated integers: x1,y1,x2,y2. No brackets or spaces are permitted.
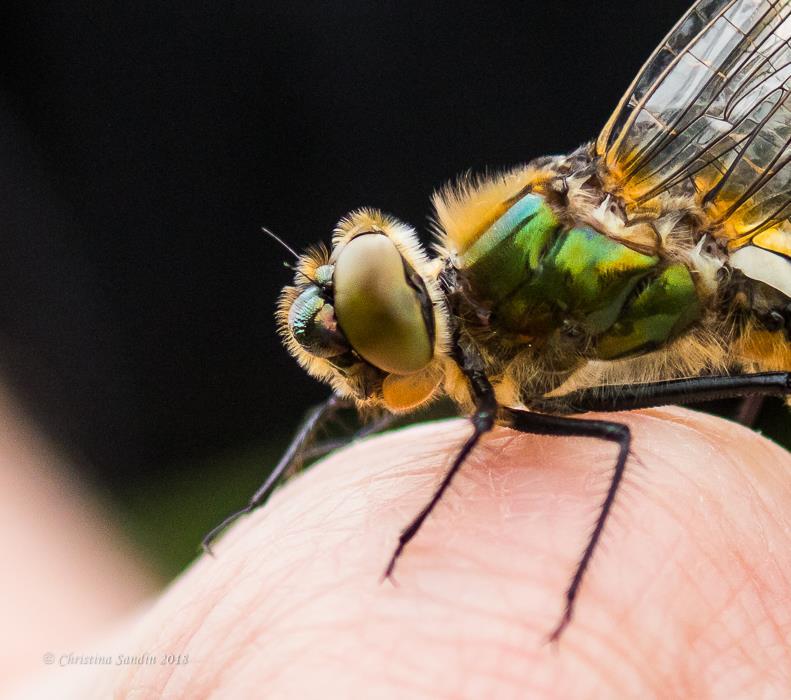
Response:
2,0,770,499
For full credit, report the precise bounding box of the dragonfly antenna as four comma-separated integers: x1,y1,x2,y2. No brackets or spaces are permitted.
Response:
261,225,300,261
284,261,318,286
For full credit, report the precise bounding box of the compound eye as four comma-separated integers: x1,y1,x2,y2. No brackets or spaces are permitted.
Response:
288,286,349,358
333,233,433,375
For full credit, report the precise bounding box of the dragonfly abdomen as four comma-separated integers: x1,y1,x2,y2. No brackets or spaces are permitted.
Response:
458,191,702,360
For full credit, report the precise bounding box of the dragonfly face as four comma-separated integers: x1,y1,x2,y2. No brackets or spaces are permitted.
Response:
278,209,450,411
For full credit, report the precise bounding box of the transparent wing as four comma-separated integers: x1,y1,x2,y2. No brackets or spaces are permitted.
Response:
597,0,791,257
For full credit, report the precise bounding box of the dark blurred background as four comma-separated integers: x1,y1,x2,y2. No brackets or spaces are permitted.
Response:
1,0,787,577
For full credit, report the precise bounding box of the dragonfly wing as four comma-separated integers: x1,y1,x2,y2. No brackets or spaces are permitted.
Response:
596,0,791,287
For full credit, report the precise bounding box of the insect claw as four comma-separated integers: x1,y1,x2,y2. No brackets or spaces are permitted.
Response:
380,566,399,587
200,506,251,556
542,634,561,652
200,529,220,556
545,610,572,647
381,545,404,584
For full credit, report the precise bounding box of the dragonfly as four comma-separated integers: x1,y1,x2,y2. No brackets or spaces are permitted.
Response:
204,0,791,641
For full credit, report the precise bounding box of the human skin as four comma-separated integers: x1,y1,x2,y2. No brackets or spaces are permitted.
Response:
0,389,158,696
10,407,791,699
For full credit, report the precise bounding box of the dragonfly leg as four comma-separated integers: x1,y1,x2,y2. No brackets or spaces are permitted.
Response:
381,406,494,581
514,372,790,639
735,396,765,427
532,372,790,415
201,393,353,554
354,411,401,439
383,339,498,580
503,408,631,643
299,411,400,463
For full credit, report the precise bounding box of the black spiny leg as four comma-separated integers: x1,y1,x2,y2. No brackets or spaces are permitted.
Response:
518,371,790,639
383,339,498,580
735,396,766,427
299,410,401,462
201,394,353,554
504,408,631,643
382,405,495,579
532,372,791,415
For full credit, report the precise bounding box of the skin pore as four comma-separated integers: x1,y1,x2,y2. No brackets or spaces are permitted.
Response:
6,407,791,698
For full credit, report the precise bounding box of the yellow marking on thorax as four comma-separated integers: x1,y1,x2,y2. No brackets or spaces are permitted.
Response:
735,327,791,373
433,168,555,255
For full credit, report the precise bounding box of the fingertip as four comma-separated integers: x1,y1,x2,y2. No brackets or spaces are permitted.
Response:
92,411,791,699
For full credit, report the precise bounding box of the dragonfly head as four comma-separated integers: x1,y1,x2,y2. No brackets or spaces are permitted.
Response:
277,209,450,411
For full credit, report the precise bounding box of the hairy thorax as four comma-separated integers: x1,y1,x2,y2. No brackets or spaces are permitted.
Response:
433,147,791,411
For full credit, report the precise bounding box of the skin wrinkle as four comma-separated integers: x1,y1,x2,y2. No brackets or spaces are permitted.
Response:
634,415,757,522
737,475,789,571
592,416,791,696
710,591,771,688
205,596,295,693
729,540,784,640
241,619,349,690
333,653,441,700
401,576,546,639
560,622,652,697
730,648,784,700
379,598,627,699
700,573,754,661
699,496,791,668
114,569,226,696
353,628,451,696
677,544,784,690
212,585,342,695
677,505,759,624
129,576,246,695
172,482,363,695
728,548,791,671
629,610,684,697
242,557,343,632
560,617,655,697
612,529,687,639
227,442,464,696
644,412,788,516
629,418,786,595
385,596,554,695
396,500,656,687
437,538,558,583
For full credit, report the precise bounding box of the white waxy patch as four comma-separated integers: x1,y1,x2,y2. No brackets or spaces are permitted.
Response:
730,245,791,298
592,195,624,231
688,236,723,296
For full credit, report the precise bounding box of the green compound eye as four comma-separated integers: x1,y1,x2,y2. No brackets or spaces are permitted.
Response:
333,233,433,375
288,286,349,358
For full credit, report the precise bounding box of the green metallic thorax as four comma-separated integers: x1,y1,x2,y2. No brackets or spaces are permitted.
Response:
460,192,701,359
